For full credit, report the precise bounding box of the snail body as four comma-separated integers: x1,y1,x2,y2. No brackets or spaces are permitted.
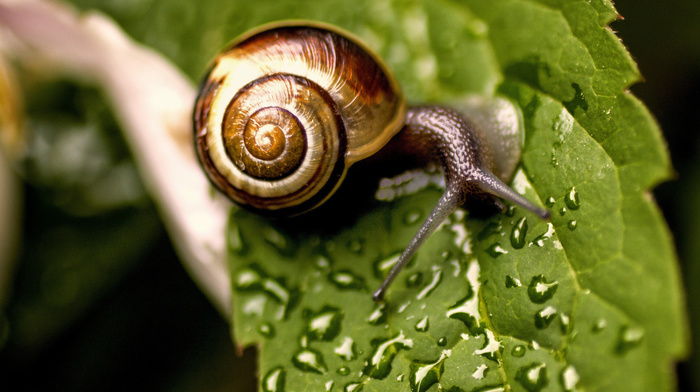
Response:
193,22,550,301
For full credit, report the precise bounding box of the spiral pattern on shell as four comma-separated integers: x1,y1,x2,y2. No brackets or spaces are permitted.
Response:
194,23,406,214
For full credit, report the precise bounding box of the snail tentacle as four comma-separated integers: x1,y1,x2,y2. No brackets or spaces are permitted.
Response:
373,105,549,301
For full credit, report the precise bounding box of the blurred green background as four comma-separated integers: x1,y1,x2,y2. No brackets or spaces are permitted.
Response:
0,0,698,391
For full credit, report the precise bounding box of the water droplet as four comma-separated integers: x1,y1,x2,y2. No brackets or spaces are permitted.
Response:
474,329,502,361
506,205,517,217
415,316,429,332
335,337,357,361
228,223,248,254
409,350,451,392
505,275,522,288
306,306,343,341
527,275,559,303
534,306,558,329
262,366,286,392
292,348,327,374
348,238,364,254
344,382,364,392
559,314,572,334
511,345,526,357
404,209,423,225
437,337,447,347
529,223,555,247
416,266,442,300
510,217,528,249
550,153,559,168
258,322,275,338
558,207,567,216
516,362,549,391
329,270,365,291
337,366,351,376
406,272,423,287
235,265,296,318
560,365,579,391
472,386,506,392
367,303,387,325
545,197,556,207
373,253,400,279
447,260,480,335
326,380,334,392
472,364,488,380
565,187,580,210
567,220,577,230
616,325,644,354
592,318,607,333
264,227,295,256
364,331,414,379
313,255,332,271
478,222,503,240
486,243,508,258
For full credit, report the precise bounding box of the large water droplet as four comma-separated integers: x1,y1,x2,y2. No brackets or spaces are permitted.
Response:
565,187,580,210
527,275,559,303
326,380,334,392
262,366,286,392
511,345,526,357
437,337,447,347
415,316,429,332
335,337,358,361
510,217,528,249
306,306,343,341
616,325,644,355
567,220,577,231
367,303,387,325
364,331,414,379
409,350,451,392
534,306,558,329
329,270,365,291
515,362,549,391
292,348,327,374
416,266,442,300
486,243,508,258
505,275,522,288
258,322,275,338
474,329,502,361
447,260,480,335
560,365,580,391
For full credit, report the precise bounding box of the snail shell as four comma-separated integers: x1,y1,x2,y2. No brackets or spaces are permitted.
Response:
194,22,406,215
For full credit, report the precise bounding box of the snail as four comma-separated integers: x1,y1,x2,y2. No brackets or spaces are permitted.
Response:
193,22,550,301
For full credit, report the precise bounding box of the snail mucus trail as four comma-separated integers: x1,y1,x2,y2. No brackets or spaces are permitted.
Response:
193,22,550,302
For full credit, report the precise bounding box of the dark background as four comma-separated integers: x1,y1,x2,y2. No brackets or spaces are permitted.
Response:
0,0,698,391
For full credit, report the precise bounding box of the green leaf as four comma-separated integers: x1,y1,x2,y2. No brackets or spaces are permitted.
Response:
69,0,688,390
